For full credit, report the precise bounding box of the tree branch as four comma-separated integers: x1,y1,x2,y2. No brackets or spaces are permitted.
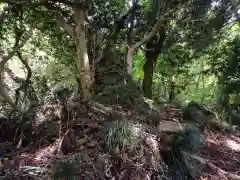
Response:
0,30,33,65
17,51,32,83
5,66,24,83
40,1,74,38
127,0,137,46
55,13,74,37
162,17,211,22
132,8,175,49
104,2,140,47
0,4,12,23
4,50,32,85
0,29,33,113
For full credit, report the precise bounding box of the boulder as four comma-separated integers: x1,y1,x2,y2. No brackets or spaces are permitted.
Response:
182,101,215,129
230,112,240,126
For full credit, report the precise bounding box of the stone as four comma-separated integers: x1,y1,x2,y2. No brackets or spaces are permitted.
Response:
230,112,240,126
157,120,184,133
182,101,215,129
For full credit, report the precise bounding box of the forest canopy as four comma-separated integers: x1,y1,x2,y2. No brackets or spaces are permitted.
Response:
0,0,239,108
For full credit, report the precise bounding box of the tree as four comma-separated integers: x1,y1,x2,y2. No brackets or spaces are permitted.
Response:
1,0,239,105
0,3,34,112
1,0,98,101
140,0,239,98
217,35,240,113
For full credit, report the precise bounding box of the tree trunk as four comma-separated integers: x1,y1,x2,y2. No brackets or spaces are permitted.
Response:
126,47,134,77
0,64,22,112
142,24,166,98
218,85,231,113
169,75,175,101
125,5,170,80
201,61,205,102
142,52,158,98
74,8,93,101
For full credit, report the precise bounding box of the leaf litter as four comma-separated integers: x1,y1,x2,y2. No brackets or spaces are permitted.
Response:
0,102,240,180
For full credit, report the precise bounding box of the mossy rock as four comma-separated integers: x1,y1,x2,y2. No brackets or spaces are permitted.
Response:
182,101,215,129
230,112,240,126
161,125,205,179
171,124,205,153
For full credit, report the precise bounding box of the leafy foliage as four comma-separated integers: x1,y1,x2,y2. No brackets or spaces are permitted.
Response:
0,0,239,179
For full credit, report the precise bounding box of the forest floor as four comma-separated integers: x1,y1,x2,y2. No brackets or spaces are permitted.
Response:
160,105,240,180
1,101,240,180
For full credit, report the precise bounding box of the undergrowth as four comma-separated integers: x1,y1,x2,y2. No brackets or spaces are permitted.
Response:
98,120,143,152
51,160,77,180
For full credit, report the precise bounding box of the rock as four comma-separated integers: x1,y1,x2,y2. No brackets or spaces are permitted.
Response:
182,151,203,178
172,125,205,153
157,120,184,133
182,101,215,129
0,118,16,142
230,112,240,126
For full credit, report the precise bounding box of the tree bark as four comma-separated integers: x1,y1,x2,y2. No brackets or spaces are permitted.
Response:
0,29,32,112
73,8,93,101
126,48,134,77
169,75,175,101
41,2,92,101
0,66,21,111
142,51,158,98
142,25,166,98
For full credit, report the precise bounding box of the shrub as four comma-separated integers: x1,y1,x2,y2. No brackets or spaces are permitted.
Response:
98,120,143,152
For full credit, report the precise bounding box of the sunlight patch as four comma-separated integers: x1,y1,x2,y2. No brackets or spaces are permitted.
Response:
225,140,240,152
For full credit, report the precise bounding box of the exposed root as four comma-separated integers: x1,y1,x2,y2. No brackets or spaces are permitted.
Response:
183,151,240,180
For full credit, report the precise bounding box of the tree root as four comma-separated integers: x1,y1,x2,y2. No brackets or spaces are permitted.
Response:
183,151,240,180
